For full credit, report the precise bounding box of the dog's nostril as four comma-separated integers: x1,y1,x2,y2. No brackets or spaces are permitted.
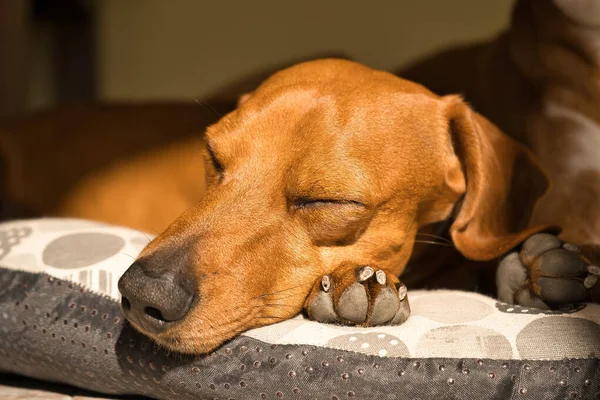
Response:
144,306,168,323
121,296,131,311
118,261,197,333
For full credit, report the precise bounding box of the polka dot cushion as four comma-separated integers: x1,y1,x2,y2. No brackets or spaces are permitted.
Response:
0,218,599,399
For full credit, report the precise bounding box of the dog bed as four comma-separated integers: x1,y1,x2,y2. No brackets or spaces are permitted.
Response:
0,218,598,399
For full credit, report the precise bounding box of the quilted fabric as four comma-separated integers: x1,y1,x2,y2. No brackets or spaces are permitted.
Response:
0,218,599,399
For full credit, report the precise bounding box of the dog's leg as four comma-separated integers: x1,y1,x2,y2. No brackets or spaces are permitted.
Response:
496,233,600,308
304,263,410,326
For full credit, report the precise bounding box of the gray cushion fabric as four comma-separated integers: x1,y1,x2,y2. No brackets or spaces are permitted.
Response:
0,218,599,399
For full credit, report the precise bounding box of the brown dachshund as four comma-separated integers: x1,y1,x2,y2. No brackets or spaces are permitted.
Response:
0,0,598,355
114,57,598,355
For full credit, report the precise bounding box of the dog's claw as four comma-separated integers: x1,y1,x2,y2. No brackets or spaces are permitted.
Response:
376,270,387,285
397,284,407,301
390,284,411,325
584,275,598,289
563,242,579,252
497,233,600,308
588,265,600,276
358,266,374,281
305,265,410,326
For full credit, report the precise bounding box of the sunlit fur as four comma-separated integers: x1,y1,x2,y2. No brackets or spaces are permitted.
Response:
130,59,551,354
2,0,597,356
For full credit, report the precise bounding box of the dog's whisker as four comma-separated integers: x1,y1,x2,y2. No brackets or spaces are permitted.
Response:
262,293,300,301
258,303,298,309
132,228,155,245
141,233,153,244
413,239,453,247
120,252,137,261
415,232,453,245
256,315,287,321
253,303,281,308
193,98,222,117
253,281,314,300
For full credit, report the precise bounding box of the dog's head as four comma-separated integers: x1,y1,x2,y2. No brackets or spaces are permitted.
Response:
118,59,552,354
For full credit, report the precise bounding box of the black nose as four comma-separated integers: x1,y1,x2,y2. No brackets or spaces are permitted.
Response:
118,261,196,334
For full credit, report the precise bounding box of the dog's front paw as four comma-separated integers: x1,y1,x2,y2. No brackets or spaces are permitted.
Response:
304,264,410,326
497,233,600,309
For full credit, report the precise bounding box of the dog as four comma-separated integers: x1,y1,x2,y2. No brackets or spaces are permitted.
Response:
112,56,600,354
1,0,599,355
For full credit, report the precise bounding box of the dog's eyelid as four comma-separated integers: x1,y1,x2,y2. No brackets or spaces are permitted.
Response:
206,142,225,174
205,141,217,157
293,198,367,209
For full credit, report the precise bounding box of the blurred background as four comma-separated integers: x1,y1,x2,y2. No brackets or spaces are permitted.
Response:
1,0,513,116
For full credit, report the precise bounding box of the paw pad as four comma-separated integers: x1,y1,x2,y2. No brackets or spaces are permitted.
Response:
497,233,600,309
305,265,410,326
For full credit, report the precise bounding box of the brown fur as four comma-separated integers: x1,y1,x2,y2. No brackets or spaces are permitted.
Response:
125,59,550,353
401,0,600,246
0,0,596,354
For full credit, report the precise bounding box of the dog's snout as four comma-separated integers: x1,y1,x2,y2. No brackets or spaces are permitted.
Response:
118,261,196,334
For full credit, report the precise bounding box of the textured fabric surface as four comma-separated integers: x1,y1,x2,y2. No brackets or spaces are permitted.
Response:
1,218,599,360
0,218,599,399
0,219,149,299
1,268,599,400
245,292,599,360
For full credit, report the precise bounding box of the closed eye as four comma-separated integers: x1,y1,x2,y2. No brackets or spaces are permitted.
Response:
292,197,373,246
293,198,366,209
206,143,224,175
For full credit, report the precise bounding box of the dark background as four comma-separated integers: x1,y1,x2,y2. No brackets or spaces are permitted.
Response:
0,0,512,116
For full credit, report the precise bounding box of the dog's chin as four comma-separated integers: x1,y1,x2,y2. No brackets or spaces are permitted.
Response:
151,333,227,355
125,313,267,355
123,300,303,355
125,321,232,354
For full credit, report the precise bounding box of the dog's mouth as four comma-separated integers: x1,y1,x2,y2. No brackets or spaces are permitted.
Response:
124,313,250,354
123,299,303,354
118,257,315,354
133,321,251,355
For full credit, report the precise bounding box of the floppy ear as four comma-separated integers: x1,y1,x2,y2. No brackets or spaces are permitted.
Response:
444,95,558,261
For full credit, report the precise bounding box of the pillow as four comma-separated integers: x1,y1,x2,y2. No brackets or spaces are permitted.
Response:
0,218,599,399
